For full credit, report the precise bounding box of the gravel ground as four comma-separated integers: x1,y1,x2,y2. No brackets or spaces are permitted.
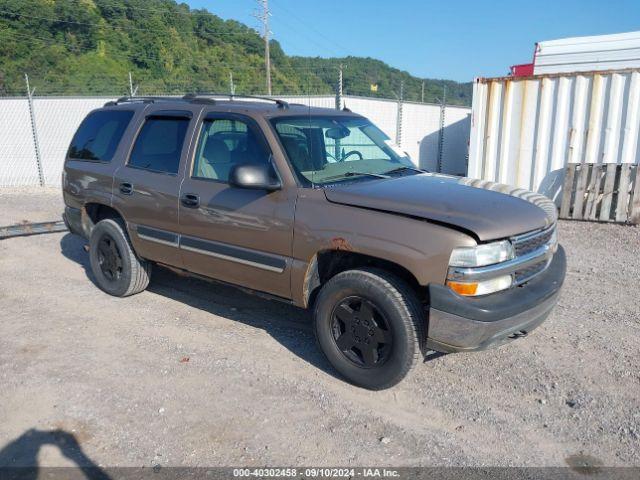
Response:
0,187,63,226
0,188,638,468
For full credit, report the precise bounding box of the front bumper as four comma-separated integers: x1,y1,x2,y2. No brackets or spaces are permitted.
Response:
426,245,566,353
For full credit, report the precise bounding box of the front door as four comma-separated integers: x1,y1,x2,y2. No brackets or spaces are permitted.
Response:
112,107,198,267
178,113,296,299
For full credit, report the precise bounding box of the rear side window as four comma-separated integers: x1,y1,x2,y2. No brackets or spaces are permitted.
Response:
68,110,134,162
128,117,190,174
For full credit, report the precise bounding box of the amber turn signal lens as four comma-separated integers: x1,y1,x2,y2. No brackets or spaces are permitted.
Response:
447,281,479,296
447,275,513,296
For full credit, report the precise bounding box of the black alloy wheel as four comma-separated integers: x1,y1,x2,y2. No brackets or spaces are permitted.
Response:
88,218,151,297
97,235,123,282
313,268,424,390
331,296,393,368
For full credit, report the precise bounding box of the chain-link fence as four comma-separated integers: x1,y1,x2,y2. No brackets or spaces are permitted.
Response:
0,97,39,186
0,92,471,187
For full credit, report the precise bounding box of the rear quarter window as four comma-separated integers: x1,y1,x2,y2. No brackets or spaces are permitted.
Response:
68,110,134,162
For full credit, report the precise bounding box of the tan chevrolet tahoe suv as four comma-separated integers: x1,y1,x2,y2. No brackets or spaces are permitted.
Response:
62,94,565,390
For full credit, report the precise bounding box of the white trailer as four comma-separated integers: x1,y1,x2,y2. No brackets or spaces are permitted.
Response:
534,31,640,75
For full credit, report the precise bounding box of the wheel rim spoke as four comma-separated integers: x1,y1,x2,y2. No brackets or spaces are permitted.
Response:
358,299,375,321
334,304,355,328
360,346,378,367
335,333,354,350
373,327,391,344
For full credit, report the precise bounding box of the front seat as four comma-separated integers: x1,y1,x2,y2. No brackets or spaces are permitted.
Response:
281,137,313,172
198,137,232,180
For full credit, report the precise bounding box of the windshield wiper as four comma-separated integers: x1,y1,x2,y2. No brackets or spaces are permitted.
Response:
384,166,425,175
322,171,390,182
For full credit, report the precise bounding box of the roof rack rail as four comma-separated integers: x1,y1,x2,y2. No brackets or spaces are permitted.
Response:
183,93,289,109
104,95,216,107
104,96,174,107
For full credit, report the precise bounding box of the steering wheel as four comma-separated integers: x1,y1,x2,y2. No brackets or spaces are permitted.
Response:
341,150,364,162
325,151,338,163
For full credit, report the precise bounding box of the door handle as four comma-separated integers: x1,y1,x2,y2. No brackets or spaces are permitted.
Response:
181,193,200,208
119,182,134,195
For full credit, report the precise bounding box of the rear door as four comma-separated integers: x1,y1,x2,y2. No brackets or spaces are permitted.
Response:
112,106,199,267
177,112,296,299
63,108,137,212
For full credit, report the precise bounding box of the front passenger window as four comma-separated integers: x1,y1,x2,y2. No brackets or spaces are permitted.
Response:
193,118,270,182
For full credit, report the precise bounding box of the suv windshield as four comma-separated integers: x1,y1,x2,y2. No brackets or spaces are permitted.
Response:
271,116,416,186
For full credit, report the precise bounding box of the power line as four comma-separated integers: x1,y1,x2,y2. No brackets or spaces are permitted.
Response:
268,9,340,57
270,0,350,55
0,9,254,36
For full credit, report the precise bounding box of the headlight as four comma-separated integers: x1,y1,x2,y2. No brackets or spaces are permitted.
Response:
448,240,515,267
447,275,513,296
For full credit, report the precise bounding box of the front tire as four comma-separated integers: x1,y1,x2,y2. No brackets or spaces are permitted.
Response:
313,268,424,390
89,218,151,297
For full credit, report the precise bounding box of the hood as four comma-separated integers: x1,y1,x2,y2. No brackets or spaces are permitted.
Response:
323,173,557,242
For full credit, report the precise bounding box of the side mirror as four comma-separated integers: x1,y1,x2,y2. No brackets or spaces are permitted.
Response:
229,163,281,191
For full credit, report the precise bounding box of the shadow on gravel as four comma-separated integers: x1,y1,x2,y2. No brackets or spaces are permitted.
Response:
60,234,96,283
0,428,110,479
58,233,339,381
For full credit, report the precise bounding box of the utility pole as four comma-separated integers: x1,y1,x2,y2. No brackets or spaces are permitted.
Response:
128,72,138,96
334,64,344,160
335,64,343,110
229,71,236,96
24,74,44,187
421,81,425,103
254,0,272,95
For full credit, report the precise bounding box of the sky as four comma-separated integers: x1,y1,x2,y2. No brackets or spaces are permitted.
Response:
186,0,640,83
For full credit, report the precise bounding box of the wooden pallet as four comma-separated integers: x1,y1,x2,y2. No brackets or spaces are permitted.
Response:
560,163,640,223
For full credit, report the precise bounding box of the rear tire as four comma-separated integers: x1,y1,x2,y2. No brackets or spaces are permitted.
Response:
313,268,424,390
89,218,151,297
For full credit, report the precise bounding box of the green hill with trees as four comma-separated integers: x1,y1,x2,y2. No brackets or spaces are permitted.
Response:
0,0,472,105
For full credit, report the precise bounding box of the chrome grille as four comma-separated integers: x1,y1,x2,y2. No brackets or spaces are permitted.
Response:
511,224,557,285
512,225,555,257
514,260,549,284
